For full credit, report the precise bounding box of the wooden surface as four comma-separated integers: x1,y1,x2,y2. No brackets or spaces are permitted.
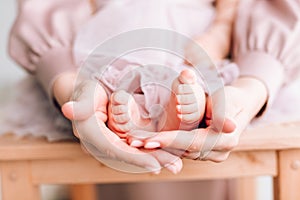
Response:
0,122,299,161
0,122,299,200
27,151,276,184
70,184,97,200
0,134,83,160
238,122,300,151
230,177,257,200
275,149,300,200
1,161,40,200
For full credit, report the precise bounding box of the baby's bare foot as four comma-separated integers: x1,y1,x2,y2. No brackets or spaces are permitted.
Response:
175,69,206,127
161,69,206,131
107,90,154,137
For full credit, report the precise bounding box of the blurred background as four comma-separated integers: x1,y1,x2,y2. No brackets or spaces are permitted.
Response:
0,1,273,200
0,1,25,93
0,1,69,200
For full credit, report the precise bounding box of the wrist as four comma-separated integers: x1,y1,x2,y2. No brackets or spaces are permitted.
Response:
231,77,268,116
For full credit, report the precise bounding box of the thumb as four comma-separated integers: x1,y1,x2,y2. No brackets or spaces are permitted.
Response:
61,80,105,121
62,100,93,121
222,118,236,133
61,102,75,120
205,92,236,134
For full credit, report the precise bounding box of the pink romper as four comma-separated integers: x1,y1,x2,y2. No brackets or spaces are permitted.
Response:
73,0,237,119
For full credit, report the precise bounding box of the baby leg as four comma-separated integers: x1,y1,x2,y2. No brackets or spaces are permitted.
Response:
107,90,156,137
159,69,206,131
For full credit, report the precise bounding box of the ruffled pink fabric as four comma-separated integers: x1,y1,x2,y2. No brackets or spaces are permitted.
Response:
233,0,300,108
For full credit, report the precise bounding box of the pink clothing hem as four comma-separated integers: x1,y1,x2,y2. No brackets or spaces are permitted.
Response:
235,51,284,107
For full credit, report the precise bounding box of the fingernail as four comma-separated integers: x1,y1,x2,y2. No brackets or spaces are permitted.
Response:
130,140,144,147
152,170,161,175
144,141,161,149
224,117,237,133
228,117,237,126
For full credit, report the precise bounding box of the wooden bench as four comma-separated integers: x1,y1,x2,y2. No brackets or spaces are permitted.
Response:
1,122,300,200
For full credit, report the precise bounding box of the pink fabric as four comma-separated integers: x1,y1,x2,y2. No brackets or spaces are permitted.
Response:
73,0,237,119
233,0,300,109
92,59,238,119
8,0,300,106
8,0,92,97
73,0,215,65
6,0,300,136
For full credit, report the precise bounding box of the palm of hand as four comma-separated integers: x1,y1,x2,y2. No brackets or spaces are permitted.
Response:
62,80,183,174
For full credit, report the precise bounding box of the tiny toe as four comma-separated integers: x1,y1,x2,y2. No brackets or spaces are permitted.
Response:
111,105,128,115
111,90,131,105
179,69,197,84
176,103,198,114
113,113,130,124
115,122,133,133
176,84,194,95
179,112,200,123
176,94,197,105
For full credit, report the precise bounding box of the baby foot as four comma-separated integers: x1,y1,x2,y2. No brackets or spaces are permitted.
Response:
175,69,206,129
107,90,155,138
160,69,206,131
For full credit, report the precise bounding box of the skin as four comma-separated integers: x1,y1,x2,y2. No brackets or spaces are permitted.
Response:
53,72,183,174
107,0,240,135
128,77,268,162
54,72,268,164
107,69,206,135
54,69,205,173
53,0,249,169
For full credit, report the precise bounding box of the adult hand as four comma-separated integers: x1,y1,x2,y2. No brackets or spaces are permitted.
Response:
128,77,267,162
61,80,183,174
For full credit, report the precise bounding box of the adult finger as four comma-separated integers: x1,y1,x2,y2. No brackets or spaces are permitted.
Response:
182,147,231,162
141,127,236,155
62,80,107,121
206,117,236,134
149,150,183,174
127,130,162,148
134,129,207,152
206,89,238,133
76,115,163,173
200,151,231,163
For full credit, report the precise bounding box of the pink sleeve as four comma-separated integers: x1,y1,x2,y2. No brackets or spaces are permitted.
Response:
233,0,300,109
8,0,92,98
